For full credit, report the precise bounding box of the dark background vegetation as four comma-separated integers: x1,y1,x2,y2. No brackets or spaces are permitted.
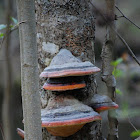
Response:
0,0,140,139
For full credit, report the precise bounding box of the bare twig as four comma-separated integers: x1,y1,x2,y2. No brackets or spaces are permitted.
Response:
0,21,26,51
117,16,124,19
89,0,140,66
127,117,138,132
115,5,140,30
0,124,5,140
114,30,140,65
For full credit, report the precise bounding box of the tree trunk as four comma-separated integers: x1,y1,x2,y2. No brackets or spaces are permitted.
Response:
101,0,118,140
35,0,102,139
2,0,12,140
16,0,42,140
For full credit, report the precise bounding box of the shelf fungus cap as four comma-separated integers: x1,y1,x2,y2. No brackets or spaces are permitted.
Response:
40,49,100,78
86,94,119,113
41,95,101,137
43,76,86,91
17,128,24,139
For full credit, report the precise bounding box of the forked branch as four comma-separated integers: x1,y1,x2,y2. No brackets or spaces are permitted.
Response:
115,5,140,30
0,21,26,51
89,0,140,66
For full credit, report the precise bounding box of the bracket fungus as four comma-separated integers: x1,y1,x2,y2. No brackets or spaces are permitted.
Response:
41,95,101,137
43,76,86,91
17,128,24,139
85,94,119,113
40,49,100,78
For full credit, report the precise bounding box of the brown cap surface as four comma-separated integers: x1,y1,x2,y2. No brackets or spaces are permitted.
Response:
85,94,119,113
17,128,24,139
40,49,100,78
41,95,101,137
43,76,86,91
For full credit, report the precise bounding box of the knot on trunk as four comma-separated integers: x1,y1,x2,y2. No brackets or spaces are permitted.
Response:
101,75,116,87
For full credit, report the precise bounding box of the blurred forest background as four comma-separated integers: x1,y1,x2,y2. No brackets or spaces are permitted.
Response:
0,0,140,139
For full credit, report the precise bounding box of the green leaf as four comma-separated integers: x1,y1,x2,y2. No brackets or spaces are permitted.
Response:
111,58,123,67
116,88,123,95
0,24,7,30
10,25,14,29
11,17,18,24
0,33,4,38
112,68,123,78
130,130,140,137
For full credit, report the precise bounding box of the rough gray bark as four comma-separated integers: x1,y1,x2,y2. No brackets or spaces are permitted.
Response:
135,136,140,140
101,0,118,140
2,0,12,140
35,0,102,140
16,0,42,140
